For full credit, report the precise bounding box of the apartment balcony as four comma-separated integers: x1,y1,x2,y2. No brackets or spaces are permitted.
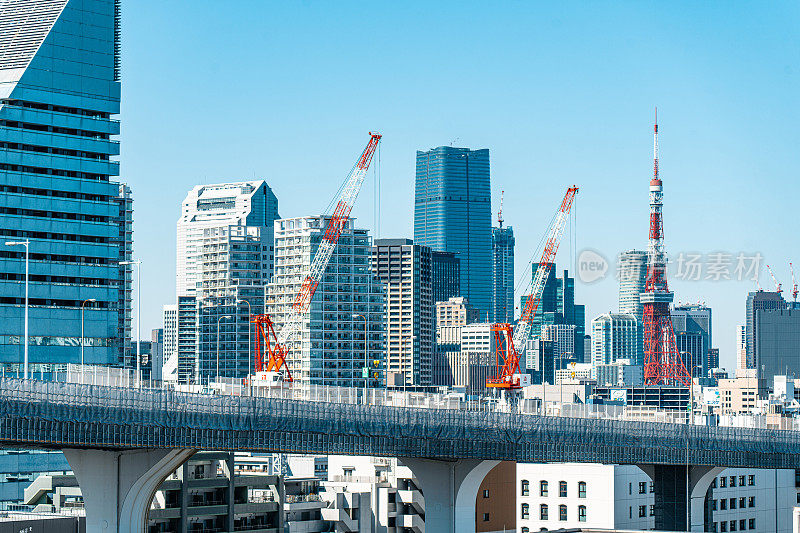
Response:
397,512,425,533
320,508,357,532
396,489,425,514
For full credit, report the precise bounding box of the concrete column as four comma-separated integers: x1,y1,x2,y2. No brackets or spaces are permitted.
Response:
640,464,723,532
64,448,196,533
226,453,235,533
400,458,499,533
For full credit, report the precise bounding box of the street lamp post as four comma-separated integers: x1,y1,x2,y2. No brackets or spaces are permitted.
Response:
352,314,368,400
120,260,142,387
237,299,252,395
80,299,97,382
5,240,29,379
216,315,233,386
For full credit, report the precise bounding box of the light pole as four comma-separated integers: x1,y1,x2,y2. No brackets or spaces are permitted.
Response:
120,260,142,387
237,299,252,394
80,299,97,381
352,314,368,398
216,315,233,386
5,241,29,379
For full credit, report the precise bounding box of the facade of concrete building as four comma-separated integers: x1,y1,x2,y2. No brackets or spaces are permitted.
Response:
476,461,516,533
371,239,433,387
162,304,177,381
521,266,586,362
715,377,768,415
432,296,478,386
517,463,654,531
112,183,133,366
414,146,492,317
431,250,459,306
176,181,279,298
149,328,163,382
707,468,797,533
491,225,515,323
746,291,786,369
542,324,577,365
0,450,70,511
524,338,555,384
672,303,713,377
0,0,129,370
176,296,197,385
755,308,800,384
618,250,648,321
737,325,747,372
267,216,386,388
591,313,639,370
444,322,496,394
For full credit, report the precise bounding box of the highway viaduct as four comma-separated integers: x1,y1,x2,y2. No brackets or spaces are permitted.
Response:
2,378,800,532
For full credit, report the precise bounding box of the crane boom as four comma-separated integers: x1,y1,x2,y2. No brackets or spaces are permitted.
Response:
487,186,578,390
766,264,782,294
512,186,579,351
254,133,382,382
791,262,798,302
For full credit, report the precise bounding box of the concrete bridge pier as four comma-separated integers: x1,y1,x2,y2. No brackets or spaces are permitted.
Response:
640,464,723,531
400,458,499,533
64,448,196,533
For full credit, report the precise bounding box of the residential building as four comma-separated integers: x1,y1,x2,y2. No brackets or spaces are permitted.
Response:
707,468,797,533
176,296,197,385
491,225,515,323
542,324,577,365
475,461,516,533
745,291,786,369
737,325,747,372
524,338,556,384
444,322,496,394
112,184,133,366
716,376,767,415
755,308,800,384
196,225,271,384
591,313,640,369
0,0,129,370
371,239,433,387
708,348,720,372
162,304,177,381
595,359,644,387
176,181,279,298
618,250,648,321
414,146,492,317
267,216,386,388
672,303,712,377
521,266,586,362
150,328,164,382
432,296,478,386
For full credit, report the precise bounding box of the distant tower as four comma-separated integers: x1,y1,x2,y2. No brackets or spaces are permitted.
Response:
641,112,692,386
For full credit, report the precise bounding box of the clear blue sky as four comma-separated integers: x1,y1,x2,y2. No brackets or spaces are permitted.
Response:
121,1,799,370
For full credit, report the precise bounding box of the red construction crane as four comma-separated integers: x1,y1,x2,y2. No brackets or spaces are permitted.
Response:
791,262,798,302
487,186,579,390
642,111,692,387
765,264,782,294
252,133,382,383
497,190,504,228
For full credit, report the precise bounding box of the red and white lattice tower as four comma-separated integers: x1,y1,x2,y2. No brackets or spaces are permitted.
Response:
642,111,692,386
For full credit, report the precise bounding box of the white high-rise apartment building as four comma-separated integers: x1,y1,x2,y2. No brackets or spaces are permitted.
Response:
267,216,386,387
176,181,279,297
161,304,177,381
618,250,648,320
591,313,639,372
736,324,748,372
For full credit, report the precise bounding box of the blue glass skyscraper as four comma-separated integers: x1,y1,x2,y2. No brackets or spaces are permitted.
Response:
414,146,492,318
0,0,127,370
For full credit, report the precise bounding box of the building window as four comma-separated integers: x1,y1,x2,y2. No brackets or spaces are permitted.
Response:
739,497,745,508
748,496,755,507
482,513,490,522
712,522,717,532
720,499,727,510
730,520,737,531
730,476,736,487
748,474,755,486
521,480,530,496
748,518,755,530
559,481,567,497
638,481,647,494
649,481,655,493
739,475,746,486
720,521,727,532
639,505,646,517
540,480,548,497
712,499,717,510
522,529,530,533
739,519,746,531
730,497,736,509
482,489,490,499
720,476,727,488
540,504,548,520
559,505,567,521
578,481,587,498
578,505,586,522
649,504,655,516
521,503,529,520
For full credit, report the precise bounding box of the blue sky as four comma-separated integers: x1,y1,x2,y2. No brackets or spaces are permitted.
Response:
121,1,800,370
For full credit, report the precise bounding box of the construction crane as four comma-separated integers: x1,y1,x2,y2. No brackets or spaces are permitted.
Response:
252,133,382,384
791,262,798,302
765,264,782,294
487,186,579,390
497,190,504,228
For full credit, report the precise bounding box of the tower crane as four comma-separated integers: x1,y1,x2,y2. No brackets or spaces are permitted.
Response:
765,264,782,294
487,186,579,390
497,190,504,228
252,133,382,384
791,262,798,303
